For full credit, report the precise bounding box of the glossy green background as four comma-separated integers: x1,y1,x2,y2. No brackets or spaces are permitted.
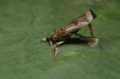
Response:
0,0,120,79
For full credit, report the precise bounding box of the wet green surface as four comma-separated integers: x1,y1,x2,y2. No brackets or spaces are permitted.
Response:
0,0,120,79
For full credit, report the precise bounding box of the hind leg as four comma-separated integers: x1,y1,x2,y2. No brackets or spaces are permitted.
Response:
88,23,94,38
75,33,90,41
88,23,99,45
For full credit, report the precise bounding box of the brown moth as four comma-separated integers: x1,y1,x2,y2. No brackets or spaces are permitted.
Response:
41,9,98,61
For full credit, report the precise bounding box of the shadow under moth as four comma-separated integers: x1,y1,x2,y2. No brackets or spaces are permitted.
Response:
41,9,99,61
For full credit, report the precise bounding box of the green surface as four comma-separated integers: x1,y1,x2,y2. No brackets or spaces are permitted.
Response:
0,0,120,79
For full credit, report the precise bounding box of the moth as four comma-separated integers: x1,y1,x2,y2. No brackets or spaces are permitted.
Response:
41,9,98,61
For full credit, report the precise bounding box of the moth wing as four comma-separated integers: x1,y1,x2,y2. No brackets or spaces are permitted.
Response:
64,10,96,34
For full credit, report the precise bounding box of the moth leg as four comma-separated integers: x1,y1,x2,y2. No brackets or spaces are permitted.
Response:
88,23,94,38
75,33,90,40
51,44,59,62
75,33,78,38
51,41,64,62
88,23,99,45
75,33,99,45
49,41,54,52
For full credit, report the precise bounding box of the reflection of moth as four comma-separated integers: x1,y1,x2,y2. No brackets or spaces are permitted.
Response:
41,9,98,61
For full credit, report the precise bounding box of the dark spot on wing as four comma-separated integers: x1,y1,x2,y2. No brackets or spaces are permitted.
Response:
90,9,97,20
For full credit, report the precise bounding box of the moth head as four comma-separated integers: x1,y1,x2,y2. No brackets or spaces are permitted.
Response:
40,38,48,42
89,9,97,20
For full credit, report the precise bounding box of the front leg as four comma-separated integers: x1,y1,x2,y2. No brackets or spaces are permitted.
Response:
49,41,54,52
51,41,64,62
